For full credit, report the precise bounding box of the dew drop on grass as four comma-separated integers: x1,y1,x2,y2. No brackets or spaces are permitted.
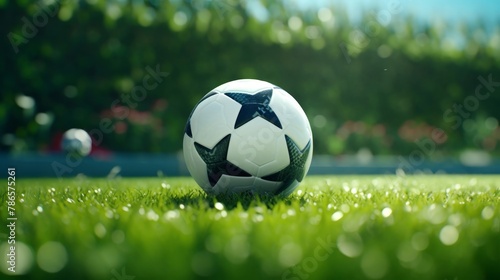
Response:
278,243,303,267
214,202,224,210
343,214,367,232
224,235,250,264
105,209,114,219
424,204,446,224
481,206,494,220
404,204,412,212
219,210,227,218
164,210,180,220
439,225,459,246
381,207,392,218
252,214,264,223
397,242,418,263
337,233,363,258
37,241,68,273
448,214,462,226
94,223,106,238
411,232,429,251
331,211,343,221
147,210,159,221
254,206,264,214
340,204,350,213
37,206,43,212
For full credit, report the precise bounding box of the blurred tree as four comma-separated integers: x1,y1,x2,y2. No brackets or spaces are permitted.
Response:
1,0,499,155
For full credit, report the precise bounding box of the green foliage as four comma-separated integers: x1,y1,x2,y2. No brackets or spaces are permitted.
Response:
1,175,499,279
1,1,499,155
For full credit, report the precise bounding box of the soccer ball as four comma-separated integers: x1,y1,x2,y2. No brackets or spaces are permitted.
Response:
61,128,92,157
183,79,313,196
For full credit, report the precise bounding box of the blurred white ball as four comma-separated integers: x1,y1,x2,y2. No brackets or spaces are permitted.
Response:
61,128,92,157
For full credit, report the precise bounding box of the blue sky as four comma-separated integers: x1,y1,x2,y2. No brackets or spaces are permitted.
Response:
297,0,500,26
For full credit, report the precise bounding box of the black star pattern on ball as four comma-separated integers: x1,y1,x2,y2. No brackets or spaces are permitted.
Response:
262,135,311,194
185,92,219,138
225,89,282,129
194,134,251,187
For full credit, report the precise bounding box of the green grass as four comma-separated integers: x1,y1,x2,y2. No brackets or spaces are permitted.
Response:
1,175,499,280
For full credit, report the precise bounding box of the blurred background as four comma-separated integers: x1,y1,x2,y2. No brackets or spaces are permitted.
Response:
1,0,499,177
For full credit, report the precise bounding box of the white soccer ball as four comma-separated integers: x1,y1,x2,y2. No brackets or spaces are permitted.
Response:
61,128,92,157
183,79,313,196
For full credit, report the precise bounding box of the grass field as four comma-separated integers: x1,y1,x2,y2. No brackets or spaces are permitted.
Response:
1,175,499,280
